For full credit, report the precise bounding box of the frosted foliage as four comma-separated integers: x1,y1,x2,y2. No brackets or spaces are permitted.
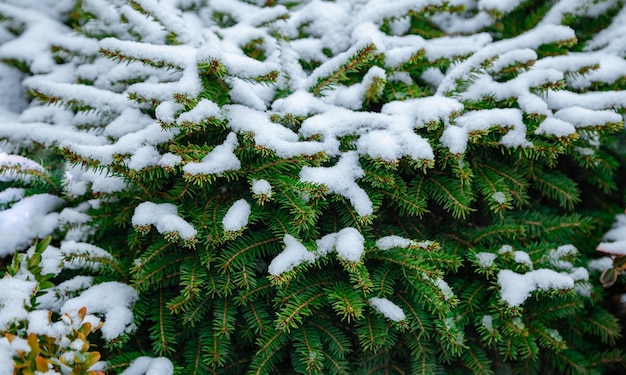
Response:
61,282,138,340
132,202,197,240
368,297,405,322
0,152,45,182
59,241,114,271
222,199,251,232
0,0,621,242
0,1,624,372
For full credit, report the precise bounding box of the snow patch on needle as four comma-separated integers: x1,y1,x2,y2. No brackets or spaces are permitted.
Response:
132,202,196,240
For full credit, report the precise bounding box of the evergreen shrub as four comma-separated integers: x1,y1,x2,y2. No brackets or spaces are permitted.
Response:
1,0,626,374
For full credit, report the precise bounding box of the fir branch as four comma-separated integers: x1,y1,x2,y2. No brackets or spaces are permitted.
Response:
309,43,378,97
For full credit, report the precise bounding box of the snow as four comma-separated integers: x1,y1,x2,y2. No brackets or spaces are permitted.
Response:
588,257,613,273
492,192,507,204
325,66,386,110
222,199,251,232
132,202,197,240
0,187,24,204
478,0,524,14
0,0,625,372
597,214,626,255
481,315,494,333
119,357,174,375
37,276,94,311
63,166,127,196
0,337,27,375
535,118,576,138
436,278,454,300
368,297,405,322
176,99,222,125
269,227,367,275
0,194,64,256
60,282,139,340
251,179,272,196
487,49,537,74
268,234,316,275
439,107,534,153
127,145,161,171
0,277,37,331
335,227,365,262
498,244,513,254
513,251,533,268
300,152,372,217
437,24,575,95
376,235,415,250
476,252,497,267
585,4,626,54
183,132,241,175
59,241,114,271
0,152,45,182
554,107,622,128
316,232,339,256
498,269,574,307
440,125,469,154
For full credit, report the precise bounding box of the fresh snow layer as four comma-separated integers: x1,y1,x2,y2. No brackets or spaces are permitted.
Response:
0,194,64,256
132,202,196,240
368,297,405,322
183,132,241,175
119,357,174,375
61,282,139,340
300,152,372,216
269,227,368,275
222,199,251,232
376,235,415,250
0,277,37,331
335,227,365,262
498,269,574,307
268,234,316,275
0,152,45,182
436,278,454,300
597,214,626,255
251,179,272,196
476,252,497,267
